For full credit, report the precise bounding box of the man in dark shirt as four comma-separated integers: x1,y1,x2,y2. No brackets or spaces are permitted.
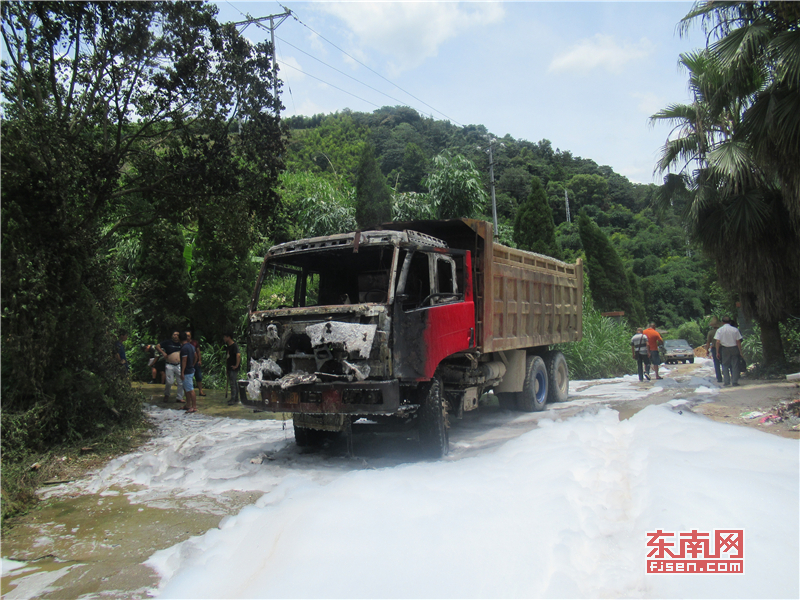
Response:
186,330,205,397
114,329,129,374
179,331,197,412
156,330,184,403
223,331,241,406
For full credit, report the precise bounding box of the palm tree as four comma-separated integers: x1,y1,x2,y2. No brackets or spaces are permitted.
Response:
651,43,800,367
679,1,800,228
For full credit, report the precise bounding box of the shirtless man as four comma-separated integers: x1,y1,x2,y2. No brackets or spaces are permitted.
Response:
156,330,184,402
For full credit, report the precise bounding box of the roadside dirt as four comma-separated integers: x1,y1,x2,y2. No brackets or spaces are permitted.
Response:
614,362,800,439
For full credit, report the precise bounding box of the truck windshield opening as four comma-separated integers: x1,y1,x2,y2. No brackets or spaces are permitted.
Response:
255,245,395,310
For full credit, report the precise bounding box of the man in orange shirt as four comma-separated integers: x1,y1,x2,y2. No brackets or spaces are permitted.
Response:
643,323,664,380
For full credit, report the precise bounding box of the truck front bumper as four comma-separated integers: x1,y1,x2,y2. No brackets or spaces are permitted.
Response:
238,379,401,415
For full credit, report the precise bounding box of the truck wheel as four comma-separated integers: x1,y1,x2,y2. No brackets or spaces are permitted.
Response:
294,424,325,447
517,355,548,412
418,378,449,458
689,357,694,364
545,351,569,403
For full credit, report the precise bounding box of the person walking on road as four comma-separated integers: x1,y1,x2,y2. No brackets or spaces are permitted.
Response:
631,327,651,381
223,331,241,406
179,331,198,413
643,323,664,380
156,330,184,403
714,316,744,387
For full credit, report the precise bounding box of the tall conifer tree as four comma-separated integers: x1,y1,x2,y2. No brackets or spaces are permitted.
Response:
578,213,637,319
513,177,560,258
355,143,392,229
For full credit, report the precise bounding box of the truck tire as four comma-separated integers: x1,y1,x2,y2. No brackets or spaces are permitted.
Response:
517,355,548,412
418,377,449,458
294,423,325,447
545,351,569,403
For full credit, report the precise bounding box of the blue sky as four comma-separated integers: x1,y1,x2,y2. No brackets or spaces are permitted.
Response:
214,1,701,184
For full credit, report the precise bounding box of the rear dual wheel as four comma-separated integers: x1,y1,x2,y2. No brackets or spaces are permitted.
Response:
545,351,569,403
517,356,549,412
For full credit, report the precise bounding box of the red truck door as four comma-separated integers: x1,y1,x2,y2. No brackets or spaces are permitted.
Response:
393,250,474,380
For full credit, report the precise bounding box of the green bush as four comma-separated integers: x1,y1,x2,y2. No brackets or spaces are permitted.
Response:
674,321,705,348
199,339,232,390
738,319,800,367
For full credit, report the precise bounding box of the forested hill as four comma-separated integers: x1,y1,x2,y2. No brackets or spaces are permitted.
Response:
279,106,714,330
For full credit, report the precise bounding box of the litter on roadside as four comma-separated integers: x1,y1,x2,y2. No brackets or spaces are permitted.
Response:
740,411,764,419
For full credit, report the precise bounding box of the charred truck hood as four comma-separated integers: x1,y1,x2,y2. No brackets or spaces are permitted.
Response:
243,228,452,414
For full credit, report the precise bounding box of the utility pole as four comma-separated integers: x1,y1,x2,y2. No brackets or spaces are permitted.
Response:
233,9,292,115
480,137,502,240
488,142,498,240
565,188,571,223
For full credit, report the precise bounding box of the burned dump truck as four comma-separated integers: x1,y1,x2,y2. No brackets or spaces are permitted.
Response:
241,219,583,457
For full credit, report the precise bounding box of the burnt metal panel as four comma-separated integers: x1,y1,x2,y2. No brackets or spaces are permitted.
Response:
239,379,400,415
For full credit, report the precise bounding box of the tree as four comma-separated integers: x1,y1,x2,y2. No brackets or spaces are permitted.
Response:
651,18,800,366
578,213,639,320
134,222,192,337
424,152,488,219
1,2,284,445
513,177,560,258
680,1,800,229
355,143,392,229
278,171,356,239
397,142,428,193
567,174,609,212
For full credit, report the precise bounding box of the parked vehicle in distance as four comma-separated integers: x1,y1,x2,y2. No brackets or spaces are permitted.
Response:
663,339,695,364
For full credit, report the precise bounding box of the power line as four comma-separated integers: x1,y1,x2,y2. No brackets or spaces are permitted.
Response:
283,6,462,126
274,34,415,111
224,1,462,126
278,62,382,110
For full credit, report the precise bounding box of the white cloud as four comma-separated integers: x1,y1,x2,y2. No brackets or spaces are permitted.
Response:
548,34,654,75
632,90,663,116
318,1,505,74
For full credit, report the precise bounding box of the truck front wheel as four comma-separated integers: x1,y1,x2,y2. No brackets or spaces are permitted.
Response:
517,355,548,412
418,377,449,458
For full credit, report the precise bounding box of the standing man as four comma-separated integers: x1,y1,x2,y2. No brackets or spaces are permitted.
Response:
179,331,198,413
114,329,129,374
186,330,205,397
156,330,184,403
630,327,651,381
141,343,158,383
704,317,723,383
223,331,241,406
715,316,744,387
643,323,664,380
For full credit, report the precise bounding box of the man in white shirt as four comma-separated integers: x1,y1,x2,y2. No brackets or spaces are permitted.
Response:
630,327,651,381
714,316,744,386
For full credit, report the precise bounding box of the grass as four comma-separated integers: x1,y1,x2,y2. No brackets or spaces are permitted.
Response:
1,418,153,526
556,300,636,380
